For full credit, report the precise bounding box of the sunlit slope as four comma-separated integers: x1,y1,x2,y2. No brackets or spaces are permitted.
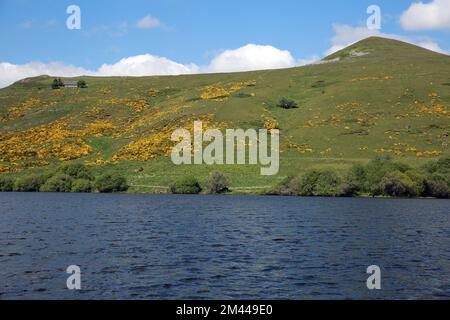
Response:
0,37,449,191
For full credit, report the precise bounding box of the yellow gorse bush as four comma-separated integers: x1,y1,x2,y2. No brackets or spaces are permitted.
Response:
126,98,149,113
200,80,257,101
113,114,216,161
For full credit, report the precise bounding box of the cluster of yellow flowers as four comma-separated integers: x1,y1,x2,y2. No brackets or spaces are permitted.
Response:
420,104,449,116
0,160,50,174
97,88,112,95
373,143,443,158
82,106,108,118
0,164,12,174
261,114,279,130
0,98,41,122
81,120,116,137
200,86,231,101
116,104,192,139
148,89,160,97
113,114,216,161
199,80,257,101
40,140,92,161
415,151,442,158
126,98,149,113
0,118,94,163
417,92,449,117
286,141,314,154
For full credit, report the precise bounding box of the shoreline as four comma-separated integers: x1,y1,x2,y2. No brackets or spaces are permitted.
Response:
0,190,446,200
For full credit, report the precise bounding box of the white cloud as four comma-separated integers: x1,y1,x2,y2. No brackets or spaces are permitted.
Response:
137,15,161,29
325,24,448,56
0,54,199,88
206,44,296,73
400,0,450,31
96,54,198,76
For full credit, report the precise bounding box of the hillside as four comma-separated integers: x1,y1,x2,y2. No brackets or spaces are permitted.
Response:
0,37,449,193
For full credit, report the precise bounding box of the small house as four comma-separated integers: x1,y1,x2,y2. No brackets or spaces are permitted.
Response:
63,81,78,88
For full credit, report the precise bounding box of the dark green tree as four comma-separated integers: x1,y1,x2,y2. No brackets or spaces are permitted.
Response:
77,80,87,88
169,177,202,194
71,179,92,193
40,174,73,192
95,174,129,193
14,174,48,192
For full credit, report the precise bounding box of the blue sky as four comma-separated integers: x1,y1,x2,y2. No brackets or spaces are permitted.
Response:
0,0,449,86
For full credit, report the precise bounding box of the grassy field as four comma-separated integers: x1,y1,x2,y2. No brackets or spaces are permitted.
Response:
0,37,449,193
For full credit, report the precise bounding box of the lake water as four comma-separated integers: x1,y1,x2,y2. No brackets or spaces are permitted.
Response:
0,193,449,300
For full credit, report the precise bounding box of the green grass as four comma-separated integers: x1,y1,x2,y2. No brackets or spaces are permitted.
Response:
0,37,449,193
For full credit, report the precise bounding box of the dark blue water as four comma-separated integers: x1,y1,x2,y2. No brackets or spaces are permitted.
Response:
0,193,449,300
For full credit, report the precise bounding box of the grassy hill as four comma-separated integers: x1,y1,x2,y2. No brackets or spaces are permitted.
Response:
0,37,449,193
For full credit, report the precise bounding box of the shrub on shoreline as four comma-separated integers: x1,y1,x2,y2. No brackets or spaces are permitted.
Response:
0,176,14,192
14,174,48,192
377,171,420,197
270,156,449,199
170,177,202,194
58,163,93,180
40,174,73,193
298,170,342,197
205,171,230,194
424,174,449,198
270,176,301,196
71,179,92,193
94,174,129,193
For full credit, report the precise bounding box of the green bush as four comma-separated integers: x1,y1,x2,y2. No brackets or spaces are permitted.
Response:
348,164,367,191
169,177,202,194
94,174,128,193
270,176,301,196
425,174,449,198
277,98,298,109
377,171,420,197
40,174,73,192
71,179,92,193
14,174,48,192
298,170,342,197
365,156,411,194
77,80,88,88
268,157,448,199
405,170,427,196
297,170,321,196
58,163,93,180
337,178,360,197
0,176,14,192
205,171,229,194
51,78,64,89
